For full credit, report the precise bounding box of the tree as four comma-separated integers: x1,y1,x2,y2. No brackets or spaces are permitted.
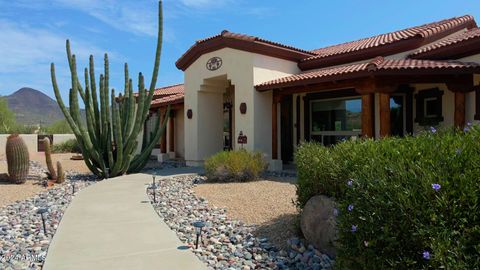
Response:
0,97,17,134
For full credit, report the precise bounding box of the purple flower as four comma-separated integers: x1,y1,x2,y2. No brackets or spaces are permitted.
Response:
333,208,339,217
467,122,473,127
464,126,470,132
348,204,354,212
423,250,430,260
351,225,357,233
347,179,353,187
430,127,437,133
432,183,441,191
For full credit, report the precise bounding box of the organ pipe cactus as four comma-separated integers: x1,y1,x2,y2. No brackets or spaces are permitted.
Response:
50,1,168,178
6,134,29,184
56,161,65,183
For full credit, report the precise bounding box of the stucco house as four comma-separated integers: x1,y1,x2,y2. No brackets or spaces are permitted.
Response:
145,15,480,170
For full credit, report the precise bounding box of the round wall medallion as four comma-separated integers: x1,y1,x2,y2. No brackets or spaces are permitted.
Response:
206,57,222,71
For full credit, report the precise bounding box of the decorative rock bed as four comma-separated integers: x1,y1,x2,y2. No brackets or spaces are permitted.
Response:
148,174,334,270
0,170,97,270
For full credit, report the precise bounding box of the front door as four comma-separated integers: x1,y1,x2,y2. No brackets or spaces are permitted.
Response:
390,94,406,136
281,96,294,163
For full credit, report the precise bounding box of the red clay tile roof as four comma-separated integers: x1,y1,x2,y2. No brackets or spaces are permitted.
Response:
176,30,316,71
299,15,477,70
152,83,184,97
151,93,184,107
410,27,480,58
256,57,480,91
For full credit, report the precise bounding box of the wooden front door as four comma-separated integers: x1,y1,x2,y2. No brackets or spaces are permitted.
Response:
281,95,293,163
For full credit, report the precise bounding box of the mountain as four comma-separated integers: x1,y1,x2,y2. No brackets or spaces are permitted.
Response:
5,88,66,125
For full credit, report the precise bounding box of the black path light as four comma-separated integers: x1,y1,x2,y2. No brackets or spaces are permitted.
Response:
152,175,156,186
72,182,76,195
193,221,206,249
149,184,158,204
37,208,48,235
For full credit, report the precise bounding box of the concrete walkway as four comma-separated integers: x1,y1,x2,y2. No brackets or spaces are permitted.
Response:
43,168,207,270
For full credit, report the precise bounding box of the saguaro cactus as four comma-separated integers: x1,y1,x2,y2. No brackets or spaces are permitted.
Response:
43,137,57,180
50,1,168,178
6,134,29,184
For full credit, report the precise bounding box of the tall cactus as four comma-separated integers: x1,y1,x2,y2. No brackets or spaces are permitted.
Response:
50,1,169,178
43,137,57,180
6,134,29,184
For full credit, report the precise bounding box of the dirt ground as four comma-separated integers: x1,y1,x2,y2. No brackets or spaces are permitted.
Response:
0,152,89,207
193,178,299,249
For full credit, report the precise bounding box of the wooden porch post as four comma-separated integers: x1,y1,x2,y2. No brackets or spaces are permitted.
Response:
361,94,374,138
160,109,167,154
379,92,391,137
168,111,175,153
454,91,466,128
272,95,279,160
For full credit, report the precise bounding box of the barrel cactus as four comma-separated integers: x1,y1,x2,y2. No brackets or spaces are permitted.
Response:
6,134,29,184
50,1,168,178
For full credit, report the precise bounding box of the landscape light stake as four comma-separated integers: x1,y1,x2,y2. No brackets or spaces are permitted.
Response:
193,221,205,249
37,208,48,235
72,182,75,195
152,175,156,186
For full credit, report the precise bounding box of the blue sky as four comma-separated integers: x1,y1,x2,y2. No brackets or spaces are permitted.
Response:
1,0,479,100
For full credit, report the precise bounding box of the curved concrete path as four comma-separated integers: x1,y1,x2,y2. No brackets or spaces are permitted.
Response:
43,168,206,270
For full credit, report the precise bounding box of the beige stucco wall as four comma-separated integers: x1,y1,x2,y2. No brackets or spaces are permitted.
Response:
183,48,299,165
0,134,38,157
174,107,185,158
52,134,76,145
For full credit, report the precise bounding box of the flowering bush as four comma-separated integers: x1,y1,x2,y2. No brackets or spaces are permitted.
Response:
205,150,267,182
295,125,480,269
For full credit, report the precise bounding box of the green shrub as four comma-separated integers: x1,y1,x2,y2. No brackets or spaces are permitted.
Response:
205,150,267,182
52,139,81,153
295,126,480,269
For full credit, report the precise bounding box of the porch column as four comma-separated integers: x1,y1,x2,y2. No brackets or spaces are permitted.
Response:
361,94,374,138
168,111,175,152
160,109,167,154
454,92,466,128
379,92,391,137
272,95,279,160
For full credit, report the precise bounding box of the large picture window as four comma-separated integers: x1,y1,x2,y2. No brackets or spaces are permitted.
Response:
310,97,361,145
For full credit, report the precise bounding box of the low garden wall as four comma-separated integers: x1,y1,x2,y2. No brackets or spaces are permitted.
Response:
0,134,75,156
295,125,480,269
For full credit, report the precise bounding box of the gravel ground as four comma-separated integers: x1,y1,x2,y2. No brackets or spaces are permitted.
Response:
194,179,298,249
150,174,334,270
0,172,97,270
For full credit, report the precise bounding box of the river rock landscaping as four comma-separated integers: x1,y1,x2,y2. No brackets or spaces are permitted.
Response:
0,170,97,270
149,174,334,270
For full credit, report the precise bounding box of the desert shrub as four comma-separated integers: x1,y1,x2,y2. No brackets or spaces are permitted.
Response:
295,126,480,269
44,120,72,134
205,150,267,182
52,139,81,153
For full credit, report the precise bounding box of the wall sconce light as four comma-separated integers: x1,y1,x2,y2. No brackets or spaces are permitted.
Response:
192,221,205,249
37,208,48,235
240,103,247,114
187,109,193,119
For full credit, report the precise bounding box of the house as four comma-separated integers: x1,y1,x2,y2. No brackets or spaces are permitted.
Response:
145,15,480,170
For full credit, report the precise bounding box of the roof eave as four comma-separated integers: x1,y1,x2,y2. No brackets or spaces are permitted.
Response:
176,36,315,71
410,37,480,60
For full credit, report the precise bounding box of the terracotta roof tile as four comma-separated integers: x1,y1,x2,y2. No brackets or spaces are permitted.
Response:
153,83,184,97
410,27,480,57
256,57,480,90
303,15,476,63
151,92,184,107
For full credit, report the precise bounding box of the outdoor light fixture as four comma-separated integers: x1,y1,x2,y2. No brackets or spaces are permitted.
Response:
187,109,193,119
152,175,156,186
240,102,247,114
72,183,76,195
192,221,205,249
149,184,158,204
37,208,48,235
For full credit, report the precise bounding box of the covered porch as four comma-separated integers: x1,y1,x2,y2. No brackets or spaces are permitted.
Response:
257,57,480,163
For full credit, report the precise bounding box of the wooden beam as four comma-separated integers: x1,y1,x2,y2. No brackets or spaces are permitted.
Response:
160,109,167,154
272,96,279,160
379,92,391,137
168,111,175,153
361,94,374,138
454,91,466,128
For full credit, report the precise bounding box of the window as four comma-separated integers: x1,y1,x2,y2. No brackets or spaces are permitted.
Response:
415,88,444,126
310,97,361,145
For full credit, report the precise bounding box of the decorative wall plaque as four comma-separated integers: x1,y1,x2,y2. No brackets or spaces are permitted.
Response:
187,109,193,119
206,57,222,71
239,102,247,114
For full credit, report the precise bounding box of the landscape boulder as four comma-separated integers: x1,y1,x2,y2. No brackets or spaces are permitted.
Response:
300,195,337,257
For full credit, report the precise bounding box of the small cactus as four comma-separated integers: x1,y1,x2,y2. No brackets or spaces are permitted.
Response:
6,134,29,184
43,137,57,180
56,161,65,183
